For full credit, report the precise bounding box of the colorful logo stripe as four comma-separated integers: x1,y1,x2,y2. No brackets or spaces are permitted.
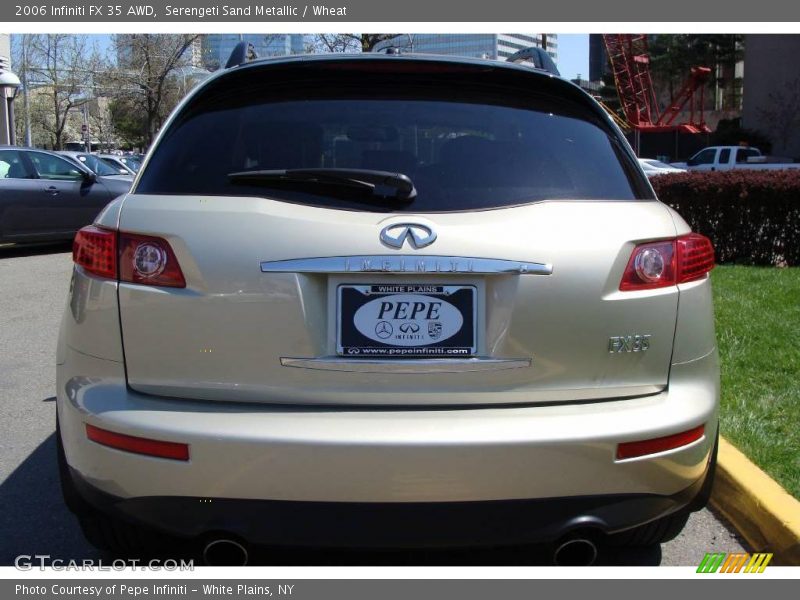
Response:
697,552,726,573
697,552,773,573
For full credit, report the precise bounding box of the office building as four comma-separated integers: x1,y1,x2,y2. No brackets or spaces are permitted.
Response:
742,34,800,158
201,34,307,70
0,34,10,66
589,34,608,82
1,33,18,145
374,34,557,63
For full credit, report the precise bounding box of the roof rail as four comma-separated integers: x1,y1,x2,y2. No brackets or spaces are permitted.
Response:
505,47,560,76
225,41,259,69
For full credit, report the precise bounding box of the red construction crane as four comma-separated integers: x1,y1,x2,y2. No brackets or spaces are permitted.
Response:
602,34,712,133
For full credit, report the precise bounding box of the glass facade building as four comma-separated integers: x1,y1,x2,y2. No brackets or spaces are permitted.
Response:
374,34,557,63
0,34,10,67
588,34,609,83
201,34,307,69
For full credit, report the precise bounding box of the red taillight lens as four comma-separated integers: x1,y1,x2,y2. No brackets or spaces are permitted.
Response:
616,425,705,460
119,233,186,288
86,424,190,461
73,226,117,279
676,233,715,283
620,234,715,291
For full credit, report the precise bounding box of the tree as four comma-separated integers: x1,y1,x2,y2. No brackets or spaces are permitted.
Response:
648,34,744,112
107,97,148,150
647,34,694,104
310,34,408,53
599,72,621,114
106,34,200,145
14,85,55,148
13,34,101,149
703,34,745,110
711,118,771,153
596,72,629,130
87,98,117,152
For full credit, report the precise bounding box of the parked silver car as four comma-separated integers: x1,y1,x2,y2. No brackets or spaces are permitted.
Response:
56,52,719,565
98,154,139,175
59,151,135,182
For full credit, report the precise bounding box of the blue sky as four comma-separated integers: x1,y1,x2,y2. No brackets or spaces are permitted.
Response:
556,34,590,80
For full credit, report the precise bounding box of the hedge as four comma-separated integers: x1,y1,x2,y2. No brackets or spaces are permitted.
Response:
650,170,800,266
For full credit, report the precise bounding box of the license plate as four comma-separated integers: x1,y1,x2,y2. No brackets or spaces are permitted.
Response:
337,284,477,357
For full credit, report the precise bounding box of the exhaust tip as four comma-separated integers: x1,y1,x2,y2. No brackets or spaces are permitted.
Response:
553,537,598,566
203,538,249,566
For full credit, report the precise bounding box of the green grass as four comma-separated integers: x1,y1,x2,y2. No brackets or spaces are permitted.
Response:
711,265,800,498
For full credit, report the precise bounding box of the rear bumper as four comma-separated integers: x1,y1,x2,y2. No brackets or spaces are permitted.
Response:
57,345,719,543
67,464,711,547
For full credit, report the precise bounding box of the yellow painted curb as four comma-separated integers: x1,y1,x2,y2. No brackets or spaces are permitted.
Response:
710,437,800,565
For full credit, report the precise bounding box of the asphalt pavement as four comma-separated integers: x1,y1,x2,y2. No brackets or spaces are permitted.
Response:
0,243,748,567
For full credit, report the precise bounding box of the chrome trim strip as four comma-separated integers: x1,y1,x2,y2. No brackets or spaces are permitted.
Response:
280,357,532,373
261,256,552,275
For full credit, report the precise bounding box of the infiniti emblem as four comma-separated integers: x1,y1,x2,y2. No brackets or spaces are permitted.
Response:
380,223,437,250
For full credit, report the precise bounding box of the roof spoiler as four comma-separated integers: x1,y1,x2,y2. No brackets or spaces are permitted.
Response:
225,41,259,69
506,47,560,76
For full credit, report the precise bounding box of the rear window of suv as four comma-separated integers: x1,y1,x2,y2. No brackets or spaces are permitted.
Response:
136,62,650,212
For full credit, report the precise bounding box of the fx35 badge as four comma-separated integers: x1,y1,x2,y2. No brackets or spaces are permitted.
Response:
608,334,651,353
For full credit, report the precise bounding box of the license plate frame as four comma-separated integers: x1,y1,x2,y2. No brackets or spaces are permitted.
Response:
336,284,477,358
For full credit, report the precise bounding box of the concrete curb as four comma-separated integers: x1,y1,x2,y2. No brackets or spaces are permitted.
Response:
710,437,800,565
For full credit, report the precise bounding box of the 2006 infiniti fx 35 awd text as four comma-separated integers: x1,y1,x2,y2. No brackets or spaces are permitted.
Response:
56,48,718,566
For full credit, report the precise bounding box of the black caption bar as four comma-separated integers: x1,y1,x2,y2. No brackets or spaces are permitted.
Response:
4,0,800,21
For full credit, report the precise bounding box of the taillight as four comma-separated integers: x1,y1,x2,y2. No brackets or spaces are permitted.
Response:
620,240,676,291
73,226,117,279
119,233,186,288
72,226,186,288
676,233,715,283
620,233,714,291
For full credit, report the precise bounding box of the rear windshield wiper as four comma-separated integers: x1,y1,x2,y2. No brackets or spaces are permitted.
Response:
227,168,417,202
